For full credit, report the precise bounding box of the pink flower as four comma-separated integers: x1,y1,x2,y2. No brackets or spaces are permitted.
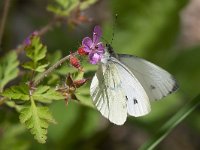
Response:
23,31,38,46
82,26,105,64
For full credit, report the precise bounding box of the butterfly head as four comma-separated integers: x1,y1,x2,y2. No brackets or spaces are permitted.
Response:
100,44,118,64
106,43,118,58
106,44,114,54
100,46,111,64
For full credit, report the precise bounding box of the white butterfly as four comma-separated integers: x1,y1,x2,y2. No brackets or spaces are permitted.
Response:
90,44,178,125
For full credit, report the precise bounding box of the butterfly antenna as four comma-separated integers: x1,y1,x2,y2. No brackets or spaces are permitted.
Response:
110,13,118,45
101,36,109,45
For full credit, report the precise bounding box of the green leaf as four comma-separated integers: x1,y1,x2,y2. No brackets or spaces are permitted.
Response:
35,63,49,72
25,36,47,63
19,97,56,144
47,0,97,16
80,0,97,10
139,94,200,150
2,84,29,101
47,0,78,16
33,86,64,103
23,35,49,74
5,100,24,112
23,61,48,72
22,61,35,71
0,51,19,91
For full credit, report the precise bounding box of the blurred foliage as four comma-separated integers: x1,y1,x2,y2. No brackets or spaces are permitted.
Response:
140,94,200,150
47,0,97,16
0,123,30,150
170,46,200,96
107,0,188,56
1,0,200,149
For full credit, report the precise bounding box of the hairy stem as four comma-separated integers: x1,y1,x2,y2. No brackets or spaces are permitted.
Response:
37,17,63,36
0,0,10,47
33,52,78,86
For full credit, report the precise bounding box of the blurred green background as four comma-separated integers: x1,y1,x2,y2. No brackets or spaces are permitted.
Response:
0,0,200,149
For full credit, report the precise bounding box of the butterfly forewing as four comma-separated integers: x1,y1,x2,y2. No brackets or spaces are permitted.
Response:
90,57,151,125
90,62,127,125
118,54,178,101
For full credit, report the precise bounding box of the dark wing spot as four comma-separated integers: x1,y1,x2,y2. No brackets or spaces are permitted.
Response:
125,96,128,100
133,99,138,104
150,85,156,90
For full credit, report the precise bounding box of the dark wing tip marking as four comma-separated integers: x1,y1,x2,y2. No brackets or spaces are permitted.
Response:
169,76,179,94
153,77,179,101
169,81,179,94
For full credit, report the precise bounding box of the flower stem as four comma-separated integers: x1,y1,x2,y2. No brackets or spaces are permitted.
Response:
33,52,78,86
0,97,7,106
16,16,64,54
0,0,10,47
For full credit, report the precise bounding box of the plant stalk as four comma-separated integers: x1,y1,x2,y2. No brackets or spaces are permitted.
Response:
33,52,78,86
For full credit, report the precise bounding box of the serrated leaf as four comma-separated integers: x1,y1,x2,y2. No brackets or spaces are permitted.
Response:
2,84,29,101
5,100,24,112
22,61,35,71
0,51,19,91
22,61,48,72
19,98,56,144
37,107,57,123
35,63,49,72
25,36,47,63
33,86,64,103
23,36,49,73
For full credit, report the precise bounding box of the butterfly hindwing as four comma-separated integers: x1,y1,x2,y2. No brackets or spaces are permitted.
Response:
118,54,178,101
111,58,151,117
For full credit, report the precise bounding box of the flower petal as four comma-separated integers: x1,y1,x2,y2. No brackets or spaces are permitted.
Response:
24,37,31,46
93,26,102,44
89,53,102,64
82,37,93,52
96,43,105,54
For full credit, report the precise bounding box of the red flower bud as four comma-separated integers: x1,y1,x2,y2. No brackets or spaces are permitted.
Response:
78,46,88,55
69,54,83,71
